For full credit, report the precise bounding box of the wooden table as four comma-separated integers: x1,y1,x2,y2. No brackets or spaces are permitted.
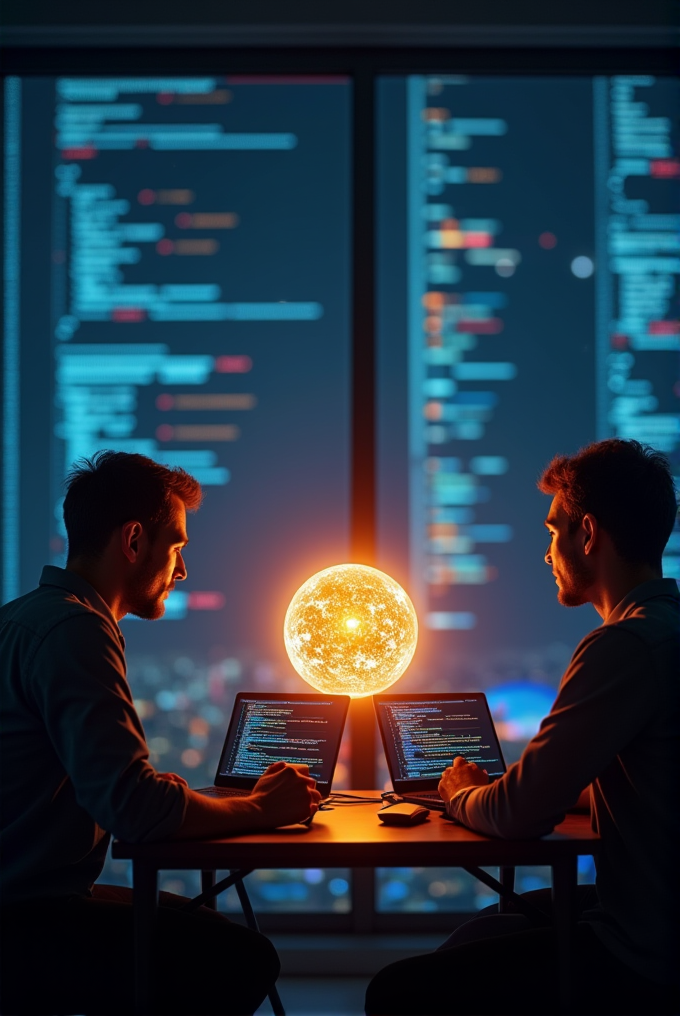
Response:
113,794,599,1015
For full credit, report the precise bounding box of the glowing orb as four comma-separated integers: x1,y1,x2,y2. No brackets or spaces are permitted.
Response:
284,563,418,698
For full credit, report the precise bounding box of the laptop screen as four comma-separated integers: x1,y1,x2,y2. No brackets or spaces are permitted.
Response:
216,694,349,790
375,693,506,789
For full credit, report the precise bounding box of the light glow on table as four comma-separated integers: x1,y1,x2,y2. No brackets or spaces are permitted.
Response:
284,563,418,698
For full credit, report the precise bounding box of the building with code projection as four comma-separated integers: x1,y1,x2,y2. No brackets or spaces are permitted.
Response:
378,73,679,684
4,72,356,914
1,0,679,934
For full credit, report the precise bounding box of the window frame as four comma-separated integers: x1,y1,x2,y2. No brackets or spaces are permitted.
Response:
1,42,673,932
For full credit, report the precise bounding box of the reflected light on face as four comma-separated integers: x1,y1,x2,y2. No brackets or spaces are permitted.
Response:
545,498,594,608
127,498,188,620
284,563,418,698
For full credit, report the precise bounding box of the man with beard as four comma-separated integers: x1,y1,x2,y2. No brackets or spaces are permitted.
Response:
366,439,679,1016
0,451,320,1016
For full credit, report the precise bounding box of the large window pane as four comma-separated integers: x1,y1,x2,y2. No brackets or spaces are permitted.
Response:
376,74,679,909
377,859,597,913
5,74,352,910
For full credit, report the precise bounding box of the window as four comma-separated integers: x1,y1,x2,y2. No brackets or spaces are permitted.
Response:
4,74,353,912
376,73,680,911
3,62,678,925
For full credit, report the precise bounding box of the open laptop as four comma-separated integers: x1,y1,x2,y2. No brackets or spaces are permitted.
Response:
374,692,507,811
195,692,350,807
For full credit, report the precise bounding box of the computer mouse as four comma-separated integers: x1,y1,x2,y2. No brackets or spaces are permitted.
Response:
378,803,430,826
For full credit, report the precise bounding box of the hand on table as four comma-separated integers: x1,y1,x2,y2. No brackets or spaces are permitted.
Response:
250,761,321,828
438,756,489,805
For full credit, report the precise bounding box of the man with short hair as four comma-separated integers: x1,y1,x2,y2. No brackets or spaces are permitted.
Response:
0,451,320,1016
366,439,679,1016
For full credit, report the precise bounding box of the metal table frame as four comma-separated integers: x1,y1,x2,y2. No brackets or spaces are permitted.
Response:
113,802,597,1015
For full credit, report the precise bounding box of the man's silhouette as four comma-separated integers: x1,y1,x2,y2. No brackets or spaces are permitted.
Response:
0,451,320,1015
366,439,679,1016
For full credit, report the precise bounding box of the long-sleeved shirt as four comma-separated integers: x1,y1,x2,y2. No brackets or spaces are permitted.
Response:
447,578,680,986
0,566,188,904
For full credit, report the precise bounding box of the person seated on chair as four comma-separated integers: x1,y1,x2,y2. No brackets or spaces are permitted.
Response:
0,450,321,1016
366,439,679,1016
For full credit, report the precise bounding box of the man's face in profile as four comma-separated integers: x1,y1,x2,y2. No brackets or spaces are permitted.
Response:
126,495,189,620
544,496,594,608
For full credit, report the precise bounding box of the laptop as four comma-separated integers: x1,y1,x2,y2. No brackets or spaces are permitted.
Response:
195,692,350,809
374,692,507,811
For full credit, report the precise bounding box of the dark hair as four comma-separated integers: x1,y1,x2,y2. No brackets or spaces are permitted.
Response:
538,439,677,569
64,451,203,560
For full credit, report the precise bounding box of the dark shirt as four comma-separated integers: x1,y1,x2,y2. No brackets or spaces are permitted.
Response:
0,566,187,904
447,578,680,985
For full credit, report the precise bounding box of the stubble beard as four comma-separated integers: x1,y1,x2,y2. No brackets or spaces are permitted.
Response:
556,550,594,608
125,554,168,620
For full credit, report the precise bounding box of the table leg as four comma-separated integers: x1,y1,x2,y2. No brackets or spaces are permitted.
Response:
499,866,515,913
201,869,217,910
352,868,375,934
132,861,158,1016
552,856,577,1016
232,874,286,1016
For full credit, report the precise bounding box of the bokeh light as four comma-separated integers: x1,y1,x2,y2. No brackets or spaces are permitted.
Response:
284,563,418,698
570,255,594,278
486,681,556,742
495,257,515,277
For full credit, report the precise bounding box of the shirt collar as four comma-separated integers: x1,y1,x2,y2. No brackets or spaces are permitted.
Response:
605,578,680,626
39,565,125,645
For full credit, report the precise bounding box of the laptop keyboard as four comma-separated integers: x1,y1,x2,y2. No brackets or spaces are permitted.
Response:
195,787,252,798
402,791,446,810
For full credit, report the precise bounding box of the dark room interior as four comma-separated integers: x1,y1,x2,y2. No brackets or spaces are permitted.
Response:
1,3,678,1014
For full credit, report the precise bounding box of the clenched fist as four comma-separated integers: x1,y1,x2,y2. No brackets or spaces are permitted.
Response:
438,756,489,804
250,761,322,828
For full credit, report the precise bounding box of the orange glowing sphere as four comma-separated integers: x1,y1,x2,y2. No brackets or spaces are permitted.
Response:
283,563,418,698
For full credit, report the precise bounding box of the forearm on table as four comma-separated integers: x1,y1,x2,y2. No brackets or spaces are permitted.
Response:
447,780,590,836
445,786,480,822
446,772,566,838
446,628,649,837
170,790,266,840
